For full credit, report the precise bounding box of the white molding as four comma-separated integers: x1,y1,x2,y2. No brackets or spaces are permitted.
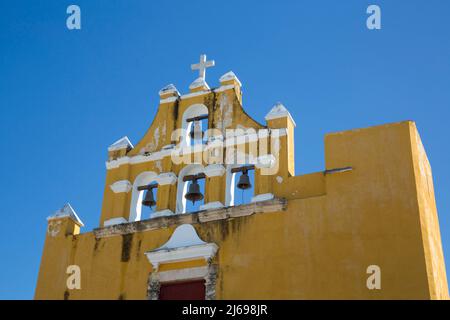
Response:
110,180,132,193
159,84,180,97
158,266,209,283
214,84,235,93
47,203,84,227
159,96,178,104
105,147,173,170
105,130,288,170
105,156,131,169
155,172,177,185
204,164,226,177
145,224,218,269
145,243,218,270
151,209,175,218
251,193,274,203
200,201,224,211
180,90,210,100
108,136,133,152
103,217,128,227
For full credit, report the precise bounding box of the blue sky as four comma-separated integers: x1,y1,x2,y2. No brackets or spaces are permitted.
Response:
0,0,449,299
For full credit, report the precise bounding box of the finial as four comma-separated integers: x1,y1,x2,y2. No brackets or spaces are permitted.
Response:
47,203,84,226
265,102,296,127
219,71,242,86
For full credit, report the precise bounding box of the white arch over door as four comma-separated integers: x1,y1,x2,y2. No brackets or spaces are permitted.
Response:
129,171,158,222
176,164,205,214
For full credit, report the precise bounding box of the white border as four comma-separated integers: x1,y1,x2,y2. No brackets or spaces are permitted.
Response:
145,243,218,270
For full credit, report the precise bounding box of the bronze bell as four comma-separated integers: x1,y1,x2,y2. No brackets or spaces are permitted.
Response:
142,189,156,208
185,179,204,204
190,121,203,140
237,171,252,190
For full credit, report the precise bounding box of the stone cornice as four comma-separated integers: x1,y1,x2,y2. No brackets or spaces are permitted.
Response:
93,198,287,238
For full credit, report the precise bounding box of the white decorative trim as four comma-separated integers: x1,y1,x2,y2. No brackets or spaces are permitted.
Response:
158,266,209,283
159,96,178,104
146,243,218,270
204,164,226,177
145,224,218,269
105,147,174,170
265,102,297,127
110,180,132,193
105,156,130,169
214,84,235,93
151,209,175,218
47,203,84,227
155,172,177,185
219,71,242,87
103,217,128,227
105,130,288,170
159,84,180,97
251,193,274,203
108,136,133,152
200,202,224,211
180,90,210,100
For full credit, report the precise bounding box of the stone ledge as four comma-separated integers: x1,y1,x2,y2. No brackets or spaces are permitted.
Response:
93,198,287,239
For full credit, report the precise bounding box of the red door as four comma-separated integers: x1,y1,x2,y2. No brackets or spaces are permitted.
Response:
159,280,206,300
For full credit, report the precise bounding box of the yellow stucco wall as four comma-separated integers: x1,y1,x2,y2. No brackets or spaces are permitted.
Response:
35,80,448,299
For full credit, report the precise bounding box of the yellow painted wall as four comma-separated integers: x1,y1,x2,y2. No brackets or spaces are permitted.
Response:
35,81,448,300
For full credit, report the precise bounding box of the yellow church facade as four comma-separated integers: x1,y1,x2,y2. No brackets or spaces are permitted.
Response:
35,55,448,300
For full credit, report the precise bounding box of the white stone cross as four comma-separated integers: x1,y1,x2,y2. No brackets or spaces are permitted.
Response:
191,54,215,80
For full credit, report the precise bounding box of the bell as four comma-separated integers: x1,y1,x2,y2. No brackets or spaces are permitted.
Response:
142,189,156,208
237,171,252,190
185,179,204,204
190,121,203,140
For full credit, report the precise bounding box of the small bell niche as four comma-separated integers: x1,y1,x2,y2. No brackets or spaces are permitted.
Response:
185,178,206,213
234,169,255,206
